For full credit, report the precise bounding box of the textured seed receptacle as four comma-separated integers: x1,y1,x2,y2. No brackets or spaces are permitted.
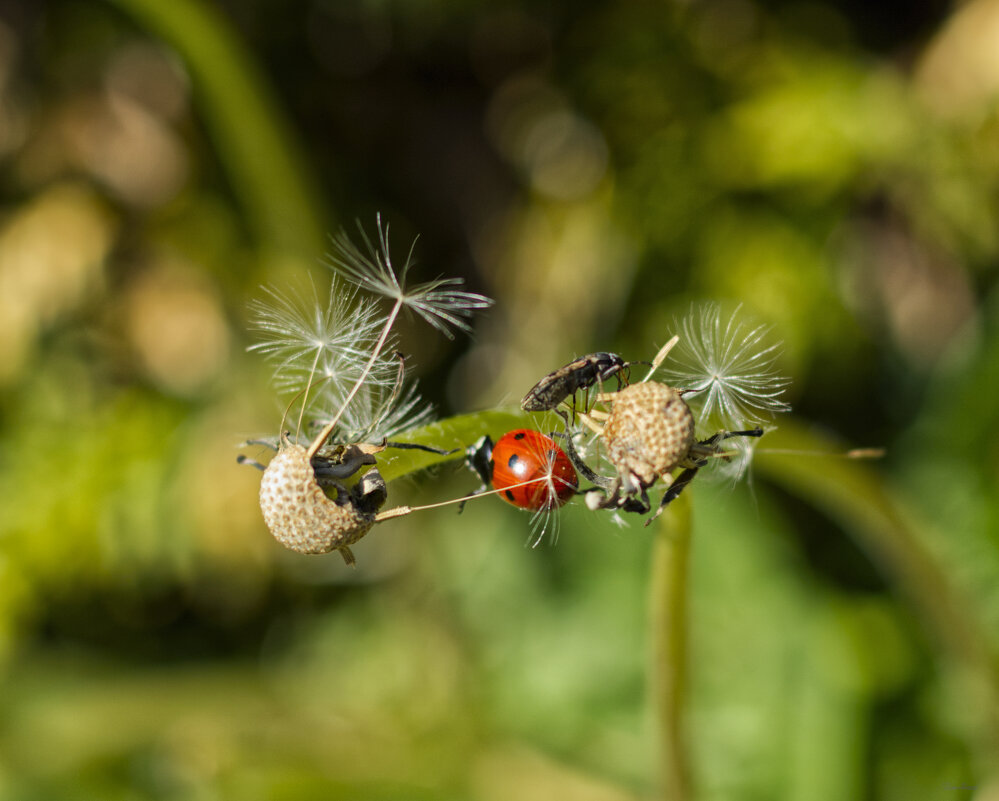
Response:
259,443,375,555
601,381,695,486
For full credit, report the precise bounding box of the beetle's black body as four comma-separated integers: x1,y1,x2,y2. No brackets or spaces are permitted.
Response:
521,352,629,415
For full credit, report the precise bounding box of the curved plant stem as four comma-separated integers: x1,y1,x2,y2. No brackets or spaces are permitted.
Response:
650,492,693,801
753,419,999,771
106,0,327,261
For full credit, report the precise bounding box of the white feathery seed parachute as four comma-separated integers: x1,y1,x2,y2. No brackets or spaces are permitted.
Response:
657,302,791,433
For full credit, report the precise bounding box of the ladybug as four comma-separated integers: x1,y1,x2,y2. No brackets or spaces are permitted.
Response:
521,353,632,416
463,429,578,511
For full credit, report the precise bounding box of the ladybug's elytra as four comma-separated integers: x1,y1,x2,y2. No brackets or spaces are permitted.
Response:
464,429,578,511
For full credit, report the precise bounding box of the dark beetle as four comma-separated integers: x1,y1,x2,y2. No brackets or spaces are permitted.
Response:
521,352,630,415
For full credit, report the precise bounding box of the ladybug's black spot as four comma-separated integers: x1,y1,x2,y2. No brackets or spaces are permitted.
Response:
507,453,520,469
547,449,556,461
514,432,526,440
505,490,515,501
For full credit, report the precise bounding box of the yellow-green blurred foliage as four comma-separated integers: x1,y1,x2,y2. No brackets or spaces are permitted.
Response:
2,0,999,799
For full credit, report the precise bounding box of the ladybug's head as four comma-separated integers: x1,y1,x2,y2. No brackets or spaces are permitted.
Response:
464,435,495,487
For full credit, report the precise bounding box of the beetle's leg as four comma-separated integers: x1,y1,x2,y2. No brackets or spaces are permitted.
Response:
715,426,764,443
236,454,266,471
384,440,458,456
555,430,614,490
584,475,620,510
242,438,279,451
238,437,282,470
621,495,650,514
645,467,700,526
312,446,378,480
689,426,764,462
599,479,649,514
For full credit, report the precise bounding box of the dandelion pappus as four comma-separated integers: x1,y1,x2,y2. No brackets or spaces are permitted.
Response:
521,352,639,423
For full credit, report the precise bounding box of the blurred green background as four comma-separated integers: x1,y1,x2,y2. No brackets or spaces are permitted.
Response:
2,0,999,798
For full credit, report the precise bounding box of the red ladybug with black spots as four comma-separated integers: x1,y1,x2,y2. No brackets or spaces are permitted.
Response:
463,429,578,511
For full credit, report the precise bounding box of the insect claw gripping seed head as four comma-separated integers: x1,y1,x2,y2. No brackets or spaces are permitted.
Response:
258,439,380,563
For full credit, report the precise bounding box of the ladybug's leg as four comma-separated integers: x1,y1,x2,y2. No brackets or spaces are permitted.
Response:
456,486,489,514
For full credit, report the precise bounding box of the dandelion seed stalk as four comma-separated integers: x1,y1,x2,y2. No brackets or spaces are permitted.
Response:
306,299,402,460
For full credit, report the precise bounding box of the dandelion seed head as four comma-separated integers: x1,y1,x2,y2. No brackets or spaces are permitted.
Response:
658,302,791,433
